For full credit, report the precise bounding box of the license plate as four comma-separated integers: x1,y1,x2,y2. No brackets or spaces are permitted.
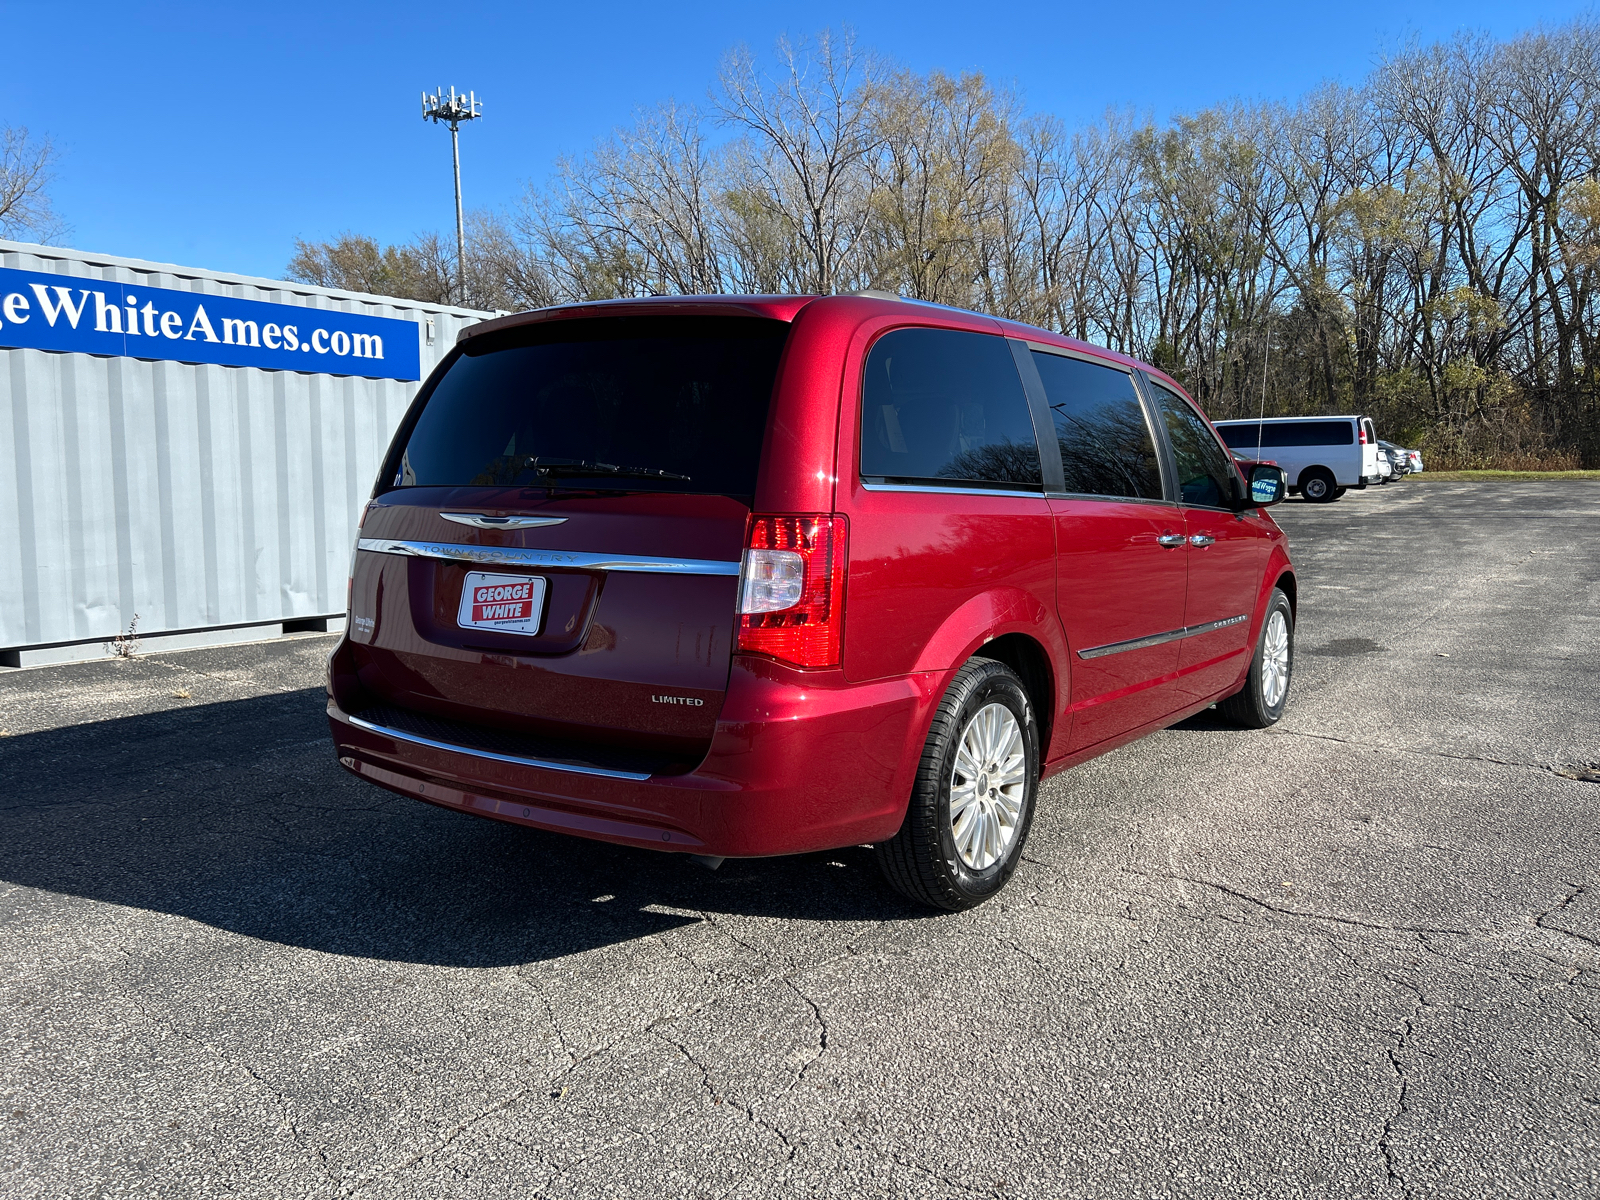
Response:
457,571,547,636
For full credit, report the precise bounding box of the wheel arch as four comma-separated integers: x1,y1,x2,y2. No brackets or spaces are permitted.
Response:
1273,569,1297,618
973,632,1055,761
906,587,1069,759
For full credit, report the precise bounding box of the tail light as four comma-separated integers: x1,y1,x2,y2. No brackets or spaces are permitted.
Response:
1358,425,1368,445
738,515,847,668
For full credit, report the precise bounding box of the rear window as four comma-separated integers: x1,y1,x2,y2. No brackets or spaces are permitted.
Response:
392,316,790,499
860,328,1041,488
1219,419,1355,449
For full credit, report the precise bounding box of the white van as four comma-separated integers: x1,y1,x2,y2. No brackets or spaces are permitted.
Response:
1213,415,1383,502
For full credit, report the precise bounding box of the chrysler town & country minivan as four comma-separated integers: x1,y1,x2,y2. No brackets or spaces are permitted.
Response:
328,295,1296,909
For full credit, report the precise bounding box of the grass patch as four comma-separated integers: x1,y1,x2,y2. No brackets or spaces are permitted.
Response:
1408,469,1600,481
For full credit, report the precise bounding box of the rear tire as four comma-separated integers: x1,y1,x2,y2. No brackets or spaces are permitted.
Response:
1299,468,1337,503
876,657,1040,911
1332,487,1348,499
1218,589,1294,729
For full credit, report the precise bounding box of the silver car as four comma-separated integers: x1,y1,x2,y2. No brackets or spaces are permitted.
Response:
1378,440,1417,478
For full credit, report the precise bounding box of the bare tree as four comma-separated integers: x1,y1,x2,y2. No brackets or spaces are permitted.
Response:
716,31,883,294
543,102,727,297
0,126,64,243
865,70,1018,306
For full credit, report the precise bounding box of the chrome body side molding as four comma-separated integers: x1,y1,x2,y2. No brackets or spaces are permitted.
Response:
356,538,741,576
439,513,569,530
345,713,654,781
1077,613,1249,660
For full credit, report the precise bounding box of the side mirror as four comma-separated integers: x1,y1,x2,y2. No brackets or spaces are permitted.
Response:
1241,463,1287,508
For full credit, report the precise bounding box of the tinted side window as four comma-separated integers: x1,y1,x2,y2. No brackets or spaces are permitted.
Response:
1030,351,1162,499
1151,383,1238,509
1218,423,1260,450
1267,420,1353,447
861,328,1042,488
1295,420,1354,446
1220,420,1354,448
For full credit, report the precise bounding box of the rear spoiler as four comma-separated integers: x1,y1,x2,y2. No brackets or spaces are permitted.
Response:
458,296,817,343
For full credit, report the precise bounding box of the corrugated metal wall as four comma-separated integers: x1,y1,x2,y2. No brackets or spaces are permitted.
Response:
0,240,489,651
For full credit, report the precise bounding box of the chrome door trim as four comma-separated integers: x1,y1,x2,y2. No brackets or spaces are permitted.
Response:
1076,625,1187,659
859,482,1046,499
345,714,653,781
440,513,569,530
1044,492,1177,507
1076,613,1249,660
356,538,741,576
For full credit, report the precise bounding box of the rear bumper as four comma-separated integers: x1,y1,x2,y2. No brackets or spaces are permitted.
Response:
328,648,947,858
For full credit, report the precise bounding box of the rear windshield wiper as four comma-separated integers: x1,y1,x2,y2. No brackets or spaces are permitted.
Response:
493,455,691,482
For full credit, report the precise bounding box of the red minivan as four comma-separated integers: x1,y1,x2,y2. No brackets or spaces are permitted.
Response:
328,295,1295,910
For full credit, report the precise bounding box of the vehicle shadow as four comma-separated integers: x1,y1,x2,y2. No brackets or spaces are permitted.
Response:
1164,708,1240,732
0,689,923,968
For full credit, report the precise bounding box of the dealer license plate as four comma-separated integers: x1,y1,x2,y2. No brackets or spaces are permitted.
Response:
457,571,547,636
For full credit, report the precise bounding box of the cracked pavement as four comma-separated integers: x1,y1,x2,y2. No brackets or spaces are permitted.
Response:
2,480,1598,1198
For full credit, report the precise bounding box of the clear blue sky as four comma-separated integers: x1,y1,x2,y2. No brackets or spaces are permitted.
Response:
4,0,1587,281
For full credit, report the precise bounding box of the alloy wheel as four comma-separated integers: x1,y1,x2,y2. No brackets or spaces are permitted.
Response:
1261,610,1291,708
949,702,1027,870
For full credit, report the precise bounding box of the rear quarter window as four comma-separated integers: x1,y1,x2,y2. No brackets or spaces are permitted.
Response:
860,327,1041,488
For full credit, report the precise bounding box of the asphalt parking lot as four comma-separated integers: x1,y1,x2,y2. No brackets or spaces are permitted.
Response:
3,480,1598,1199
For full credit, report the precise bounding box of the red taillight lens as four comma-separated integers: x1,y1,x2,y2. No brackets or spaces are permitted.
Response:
1358,426,1368,445
737,515,847,668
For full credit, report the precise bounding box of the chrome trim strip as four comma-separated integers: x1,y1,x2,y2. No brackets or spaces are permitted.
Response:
1077,613,1249,660
440,513,569,530
1077,625,1188,659
356,538,741,575
859,482,1045,499
346,714,653,781
1044,492,1177,508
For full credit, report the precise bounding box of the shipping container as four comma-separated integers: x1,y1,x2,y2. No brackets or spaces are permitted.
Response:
0,239,490,666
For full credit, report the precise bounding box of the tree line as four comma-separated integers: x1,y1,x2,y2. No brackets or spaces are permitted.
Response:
289,23,1600,468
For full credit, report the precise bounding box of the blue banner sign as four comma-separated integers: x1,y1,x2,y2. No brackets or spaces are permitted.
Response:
0,265,421,381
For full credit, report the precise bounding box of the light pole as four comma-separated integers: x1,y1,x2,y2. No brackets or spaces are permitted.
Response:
421,86,483,301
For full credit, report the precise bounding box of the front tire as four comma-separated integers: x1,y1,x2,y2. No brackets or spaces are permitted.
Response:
876,657,1040,911
1218,589,1294,728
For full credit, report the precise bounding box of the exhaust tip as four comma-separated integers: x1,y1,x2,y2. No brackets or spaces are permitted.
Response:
689,854,725,871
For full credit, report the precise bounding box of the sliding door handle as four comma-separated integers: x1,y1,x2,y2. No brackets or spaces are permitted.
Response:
1188,533,1216,547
